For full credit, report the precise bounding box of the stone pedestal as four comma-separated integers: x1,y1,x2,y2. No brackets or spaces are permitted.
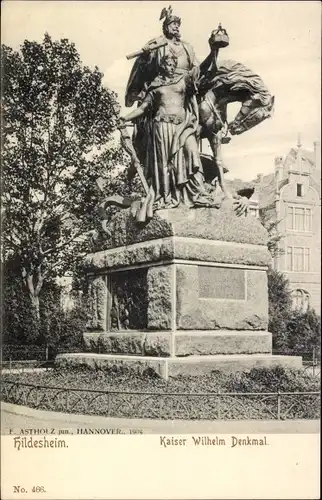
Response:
56,202,302,377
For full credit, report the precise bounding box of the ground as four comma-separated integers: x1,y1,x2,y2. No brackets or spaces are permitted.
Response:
2,403,319,435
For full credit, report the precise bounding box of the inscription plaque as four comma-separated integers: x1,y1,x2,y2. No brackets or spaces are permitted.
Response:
198,266,246,300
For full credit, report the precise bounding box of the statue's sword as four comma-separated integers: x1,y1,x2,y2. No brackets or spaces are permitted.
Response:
118,125,149,195
97,124,150,231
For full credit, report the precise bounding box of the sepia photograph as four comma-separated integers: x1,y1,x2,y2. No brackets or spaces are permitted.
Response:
1,1,321,498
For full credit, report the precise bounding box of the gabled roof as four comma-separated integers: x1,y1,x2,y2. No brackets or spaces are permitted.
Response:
284,148,315,173
301,149,315,164
210,142,320,208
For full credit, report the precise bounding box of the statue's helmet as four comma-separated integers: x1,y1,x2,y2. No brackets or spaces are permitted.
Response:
160,6,181,30
164,14,181,27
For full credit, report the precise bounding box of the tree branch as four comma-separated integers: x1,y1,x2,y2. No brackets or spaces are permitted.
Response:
42,229,85,256
34,264,44,297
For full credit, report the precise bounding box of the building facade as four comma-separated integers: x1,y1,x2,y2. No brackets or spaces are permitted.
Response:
250,139,321,313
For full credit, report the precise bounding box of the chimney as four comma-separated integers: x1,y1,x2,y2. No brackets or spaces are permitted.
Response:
313,140,321,170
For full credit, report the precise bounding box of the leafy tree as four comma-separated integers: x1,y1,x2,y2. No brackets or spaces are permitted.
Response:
267,268,321,356
259,206,292,350
267,268,293,351
39,293,87,353
2,34,122,322
3,272,40,346
260,207,320,357
259,206,284,259
285,308,321,358
2,257,61,345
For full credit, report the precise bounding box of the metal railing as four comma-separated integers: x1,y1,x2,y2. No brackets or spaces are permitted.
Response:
273,346,321,376
1,379,320,420
1,345,49,361
304,346,320,376
0,345,84,371
2,344,320,375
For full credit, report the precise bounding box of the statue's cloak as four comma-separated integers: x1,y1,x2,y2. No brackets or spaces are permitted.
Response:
125,35,198,107
213,59,272,106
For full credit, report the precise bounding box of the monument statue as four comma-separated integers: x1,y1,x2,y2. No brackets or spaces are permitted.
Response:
100,5,274,224
59,6,302,379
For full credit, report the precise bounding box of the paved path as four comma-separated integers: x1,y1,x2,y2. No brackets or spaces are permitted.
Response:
1,402,319,435
1,368,52,374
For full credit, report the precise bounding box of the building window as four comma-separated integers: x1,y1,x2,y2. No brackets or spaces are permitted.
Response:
305,208,312,231
249,207,259,218
287,206,293,229
287,247,293,271
287,206,312,232
294,207,305,230
291,289,310,312
287,247,310,272
297,184,303,197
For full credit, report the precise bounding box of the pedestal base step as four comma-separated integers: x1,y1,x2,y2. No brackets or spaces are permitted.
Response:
83,330,272,357
56,353,302,379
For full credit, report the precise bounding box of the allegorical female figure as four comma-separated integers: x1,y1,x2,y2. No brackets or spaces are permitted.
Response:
121,54,214,210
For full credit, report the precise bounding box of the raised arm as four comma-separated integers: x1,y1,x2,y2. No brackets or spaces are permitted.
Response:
199,47,219,79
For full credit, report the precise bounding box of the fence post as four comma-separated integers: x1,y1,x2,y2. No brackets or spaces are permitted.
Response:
217,392,221,420
277,391,281,420
312,346,316,377
45,345,49,362
107,393,111,417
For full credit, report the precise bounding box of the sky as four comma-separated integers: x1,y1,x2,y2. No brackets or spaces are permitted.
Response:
2,0,321,180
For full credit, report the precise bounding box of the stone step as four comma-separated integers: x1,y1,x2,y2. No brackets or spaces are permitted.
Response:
83,330,272,357
56,352,302,379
